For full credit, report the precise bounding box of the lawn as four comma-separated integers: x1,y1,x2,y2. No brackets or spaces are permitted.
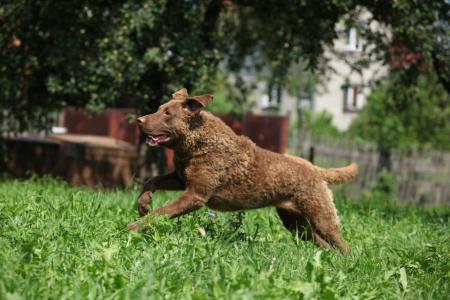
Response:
0,177,449,299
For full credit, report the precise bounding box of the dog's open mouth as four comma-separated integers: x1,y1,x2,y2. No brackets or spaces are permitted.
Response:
146,134,171,146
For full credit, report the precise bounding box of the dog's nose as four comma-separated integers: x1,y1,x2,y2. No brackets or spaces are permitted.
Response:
136,117,145,127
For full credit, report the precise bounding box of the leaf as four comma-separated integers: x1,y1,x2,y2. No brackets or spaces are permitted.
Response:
384,268,396,280
399,267,408,292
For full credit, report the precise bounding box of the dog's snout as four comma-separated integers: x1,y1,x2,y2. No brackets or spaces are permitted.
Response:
137,117,145,126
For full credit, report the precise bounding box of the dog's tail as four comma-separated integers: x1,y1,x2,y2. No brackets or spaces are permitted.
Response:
284,154,358,185
315,163,359,185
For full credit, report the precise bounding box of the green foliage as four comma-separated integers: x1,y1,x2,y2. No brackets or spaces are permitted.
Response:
1,0,449,132
372,170,396,199
0,0,228,131
302,110,341,137
207,71,256,116
223,1,350,79
349,71,450,151
285,60,325,101
1,0,346,132
362,170,397,208
1,178,449,299
360,0,450,92
207,73,235,114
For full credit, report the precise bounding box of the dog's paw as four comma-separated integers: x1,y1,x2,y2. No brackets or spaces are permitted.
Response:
137,191,153,216
127,221,141,232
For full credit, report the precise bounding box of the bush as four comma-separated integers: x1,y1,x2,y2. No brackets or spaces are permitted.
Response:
301,110,341,137
372,170,396,198
349,72,450,151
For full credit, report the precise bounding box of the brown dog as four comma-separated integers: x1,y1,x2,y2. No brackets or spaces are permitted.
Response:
128,88,358,253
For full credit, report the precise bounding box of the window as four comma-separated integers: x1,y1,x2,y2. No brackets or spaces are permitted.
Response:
260,94,274,108
261,82,281,109
344,27,364,52
298,92,314,110
343,83,364,112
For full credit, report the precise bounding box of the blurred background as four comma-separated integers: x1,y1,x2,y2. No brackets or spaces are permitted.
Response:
1,0,449,204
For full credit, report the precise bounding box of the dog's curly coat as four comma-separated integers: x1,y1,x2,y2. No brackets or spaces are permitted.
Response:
128,88,358,253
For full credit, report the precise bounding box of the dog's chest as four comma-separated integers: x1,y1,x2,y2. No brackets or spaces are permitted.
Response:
173,155,189,181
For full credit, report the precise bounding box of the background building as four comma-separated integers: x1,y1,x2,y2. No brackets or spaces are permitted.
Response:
252,12,387,130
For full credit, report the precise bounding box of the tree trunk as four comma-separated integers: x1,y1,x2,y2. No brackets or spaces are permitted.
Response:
377,147,392,172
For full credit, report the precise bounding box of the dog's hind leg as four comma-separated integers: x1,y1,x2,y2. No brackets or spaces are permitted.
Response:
296,184,351,254
276,207,333,250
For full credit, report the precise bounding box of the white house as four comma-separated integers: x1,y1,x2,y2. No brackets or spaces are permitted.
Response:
251,11,387,131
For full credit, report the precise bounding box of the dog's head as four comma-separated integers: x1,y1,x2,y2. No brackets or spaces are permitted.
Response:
137,88,213,148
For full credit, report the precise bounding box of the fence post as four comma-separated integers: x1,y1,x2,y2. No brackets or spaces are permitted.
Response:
308,146,315,163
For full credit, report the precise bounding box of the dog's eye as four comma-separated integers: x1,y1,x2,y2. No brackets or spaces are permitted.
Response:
164,110,171,116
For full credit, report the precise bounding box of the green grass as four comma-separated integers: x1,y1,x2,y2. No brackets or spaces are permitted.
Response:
0,177,449,299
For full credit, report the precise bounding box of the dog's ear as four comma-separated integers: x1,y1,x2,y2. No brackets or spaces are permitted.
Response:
172,88,189,100
184,94,213,114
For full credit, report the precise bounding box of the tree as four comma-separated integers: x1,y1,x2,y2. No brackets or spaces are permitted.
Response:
0,0,368,132
359,0,450,93
1,0,449,133
349,71,450,169
345,1,450,169
1,0,228,132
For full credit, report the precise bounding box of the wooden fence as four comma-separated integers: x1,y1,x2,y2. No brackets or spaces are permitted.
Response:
294,132,450,204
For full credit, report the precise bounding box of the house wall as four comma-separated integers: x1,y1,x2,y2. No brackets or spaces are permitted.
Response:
250,10,387,131
315,54,385,130
313,12,388,130
314,20,386,130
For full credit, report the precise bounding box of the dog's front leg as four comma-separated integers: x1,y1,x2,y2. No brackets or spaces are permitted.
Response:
138,171,185,216
128,188,209,232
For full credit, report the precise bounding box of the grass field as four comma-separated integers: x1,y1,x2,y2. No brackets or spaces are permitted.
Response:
0,177,449,299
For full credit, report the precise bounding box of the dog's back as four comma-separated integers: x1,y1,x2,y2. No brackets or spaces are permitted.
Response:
190,113,314,205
